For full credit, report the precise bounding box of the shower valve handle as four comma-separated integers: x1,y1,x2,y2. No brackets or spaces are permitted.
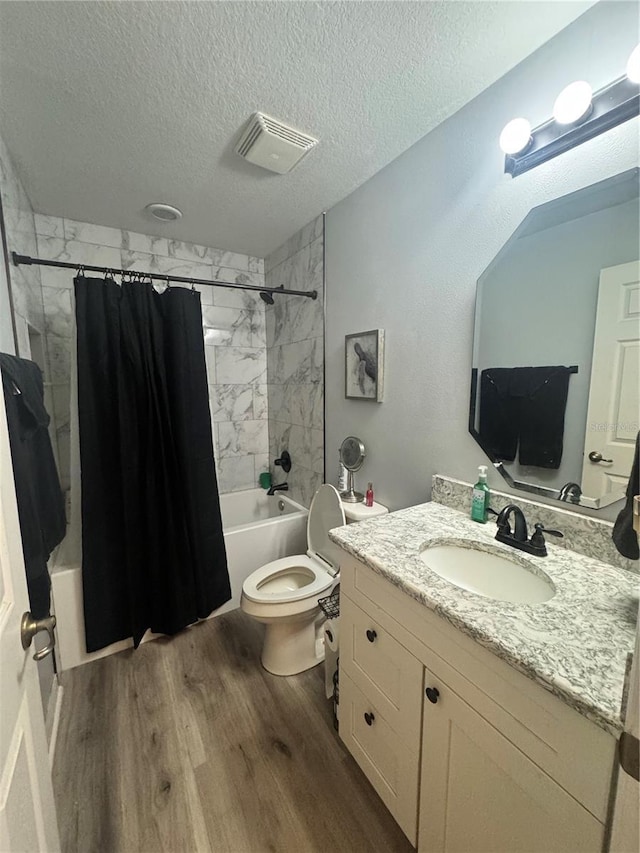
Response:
274,450,292,473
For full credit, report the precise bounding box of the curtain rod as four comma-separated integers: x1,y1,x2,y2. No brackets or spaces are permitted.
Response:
11,253,318,300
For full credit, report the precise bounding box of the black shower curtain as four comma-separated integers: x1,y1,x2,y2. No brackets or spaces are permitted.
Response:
75,276,231,652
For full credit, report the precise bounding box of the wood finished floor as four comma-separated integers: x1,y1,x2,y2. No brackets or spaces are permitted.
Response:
52,609,414,853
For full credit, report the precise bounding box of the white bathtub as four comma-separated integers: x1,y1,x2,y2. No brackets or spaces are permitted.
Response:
50,488,308,671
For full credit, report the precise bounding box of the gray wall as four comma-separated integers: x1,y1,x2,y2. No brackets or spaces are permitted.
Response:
0,229,16,354
266,215,324,507
325,1,639,520
476,197,639,491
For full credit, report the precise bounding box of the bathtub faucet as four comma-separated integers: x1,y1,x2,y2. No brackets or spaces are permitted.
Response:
267,482,289,496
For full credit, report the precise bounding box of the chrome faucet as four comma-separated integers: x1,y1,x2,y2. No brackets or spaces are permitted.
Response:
558,481,582,504
494,503,563,557
267,482,289,496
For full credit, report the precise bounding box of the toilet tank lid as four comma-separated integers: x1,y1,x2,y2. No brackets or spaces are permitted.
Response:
307,484,346,571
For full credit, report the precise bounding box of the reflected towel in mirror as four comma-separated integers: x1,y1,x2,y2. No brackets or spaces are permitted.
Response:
479,366,572,470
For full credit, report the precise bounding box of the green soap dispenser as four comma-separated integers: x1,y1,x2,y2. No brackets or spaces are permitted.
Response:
471,465,490,523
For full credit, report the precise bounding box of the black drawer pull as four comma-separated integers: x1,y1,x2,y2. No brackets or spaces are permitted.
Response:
364,712,375,726
366,629,377,643
425,687,440,704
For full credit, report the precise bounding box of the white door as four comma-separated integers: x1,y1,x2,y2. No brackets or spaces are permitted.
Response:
0,388,60,850
582,261,640,499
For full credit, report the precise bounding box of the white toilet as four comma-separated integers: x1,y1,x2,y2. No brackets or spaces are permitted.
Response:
240,484,346,676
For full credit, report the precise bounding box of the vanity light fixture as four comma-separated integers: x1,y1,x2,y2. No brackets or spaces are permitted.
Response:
553,81,593,125
499,118,532,155
501,49,640,177
627,43,640,84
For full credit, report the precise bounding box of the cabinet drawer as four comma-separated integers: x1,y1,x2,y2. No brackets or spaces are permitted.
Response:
340,670,419,845
340,593,424,748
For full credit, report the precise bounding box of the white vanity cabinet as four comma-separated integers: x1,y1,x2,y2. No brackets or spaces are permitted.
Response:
338,553,617,852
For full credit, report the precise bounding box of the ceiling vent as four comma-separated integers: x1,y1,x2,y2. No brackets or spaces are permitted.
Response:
145,202,182,222
235,112,318,174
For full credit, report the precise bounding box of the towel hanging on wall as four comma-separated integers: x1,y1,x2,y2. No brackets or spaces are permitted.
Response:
0,353,66,617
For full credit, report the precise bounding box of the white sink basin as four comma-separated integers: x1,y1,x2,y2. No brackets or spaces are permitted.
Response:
419,544,555,604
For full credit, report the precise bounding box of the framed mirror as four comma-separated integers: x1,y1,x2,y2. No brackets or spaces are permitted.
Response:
470,169,639,510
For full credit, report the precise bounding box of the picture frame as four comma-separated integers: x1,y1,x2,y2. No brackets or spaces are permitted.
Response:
345,329,385,402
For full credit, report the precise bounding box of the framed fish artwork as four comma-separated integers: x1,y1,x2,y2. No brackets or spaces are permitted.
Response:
344,329,385,402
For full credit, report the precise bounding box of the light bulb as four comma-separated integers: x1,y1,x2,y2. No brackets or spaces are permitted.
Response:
627,44,640,84
553,81,593,125
499,118,532,155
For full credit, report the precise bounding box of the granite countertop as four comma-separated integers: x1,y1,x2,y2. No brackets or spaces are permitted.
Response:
329,502,639,736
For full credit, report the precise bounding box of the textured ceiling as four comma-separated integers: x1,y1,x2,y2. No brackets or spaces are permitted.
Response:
0,1,594,257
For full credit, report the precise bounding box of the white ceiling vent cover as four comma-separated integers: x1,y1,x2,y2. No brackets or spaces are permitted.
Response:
235,112,318,174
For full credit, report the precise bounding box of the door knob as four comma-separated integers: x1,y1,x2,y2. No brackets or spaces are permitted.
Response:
21,612,56,661
588,451,613,464
366,629,377,643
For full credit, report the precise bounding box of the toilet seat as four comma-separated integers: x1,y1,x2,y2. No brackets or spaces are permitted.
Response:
241,485,346,606
241,555,333,604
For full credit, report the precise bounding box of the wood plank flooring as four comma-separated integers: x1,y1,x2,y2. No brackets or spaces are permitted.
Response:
52,610,414,853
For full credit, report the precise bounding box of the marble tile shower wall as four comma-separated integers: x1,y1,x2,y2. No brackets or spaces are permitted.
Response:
265,215,324,507
31,214,268,494
0,137,54,453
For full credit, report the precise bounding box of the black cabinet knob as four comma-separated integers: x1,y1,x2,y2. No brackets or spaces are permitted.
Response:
425,686,440,704
366,629,377,643
364,712,375,726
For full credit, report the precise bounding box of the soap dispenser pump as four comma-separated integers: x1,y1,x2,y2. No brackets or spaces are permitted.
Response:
471,465,490,523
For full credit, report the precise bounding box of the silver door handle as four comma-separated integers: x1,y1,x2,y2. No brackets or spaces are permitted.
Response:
588,451,613,464
21,612,56,661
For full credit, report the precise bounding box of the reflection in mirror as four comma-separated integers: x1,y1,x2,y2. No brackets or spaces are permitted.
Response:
470,169,640,510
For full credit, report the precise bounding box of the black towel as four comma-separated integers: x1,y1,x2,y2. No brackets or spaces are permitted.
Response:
0,353,66,617
479,369,519,461
612,432,639,560
479,366,572,469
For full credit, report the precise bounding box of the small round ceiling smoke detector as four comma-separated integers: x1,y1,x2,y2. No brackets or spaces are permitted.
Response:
145,203,183,222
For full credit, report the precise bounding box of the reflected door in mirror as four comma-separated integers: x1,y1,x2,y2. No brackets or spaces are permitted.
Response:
582,260,640,499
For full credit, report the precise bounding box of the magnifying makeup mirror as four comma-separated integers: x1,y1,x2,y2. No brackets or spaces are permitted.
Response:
340,436,366,503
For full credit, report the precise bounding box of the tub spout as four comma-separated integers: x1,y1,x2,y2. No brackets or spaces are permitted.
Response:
267,482,288,496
